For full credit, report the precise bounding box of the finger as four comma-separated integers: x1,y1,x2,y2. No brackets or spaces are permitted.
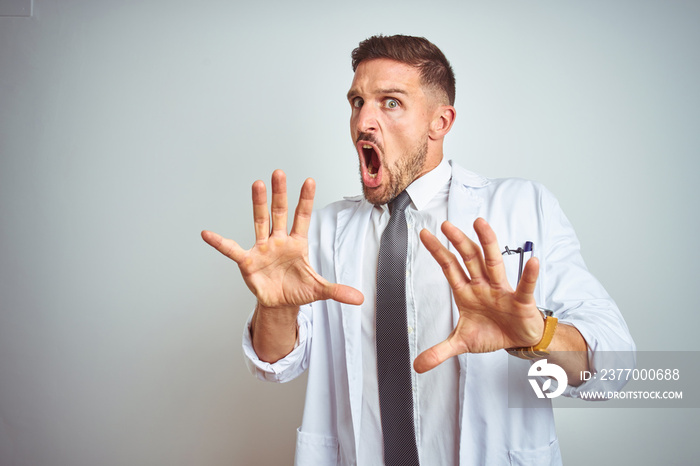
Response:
514,256,539,305
413,339,459,374
419,229,470,290
472,218,507,287
252,180,269,243
291,178,316,238
270,169,288,235
440,221,486,283
323,282,365,306
201,230,245,263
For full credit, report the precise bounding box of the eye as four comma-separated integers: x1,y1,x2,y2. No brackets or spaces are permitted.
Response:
385,98,399,109
352,97,364,108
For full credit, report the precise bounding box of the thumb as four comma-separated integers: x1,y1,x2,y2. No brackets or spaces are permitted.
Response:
413,339,459,374
324,282,365,306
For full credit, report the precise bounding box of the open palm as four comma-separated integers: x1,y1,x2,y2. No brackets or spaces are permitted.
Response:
202,169,363,312
414,218,545,373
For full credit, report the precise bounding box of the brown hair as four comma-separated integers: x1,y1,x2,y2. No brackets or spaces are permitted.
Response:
351,34,456,106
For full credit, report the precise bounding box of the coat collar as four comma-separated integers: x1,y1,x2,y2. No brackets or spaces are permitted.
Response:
446,159,490,234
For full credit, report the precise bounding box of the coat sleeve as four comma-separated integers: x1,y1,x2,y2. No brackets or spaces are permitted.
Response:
537,186,636,397
241,303,313,383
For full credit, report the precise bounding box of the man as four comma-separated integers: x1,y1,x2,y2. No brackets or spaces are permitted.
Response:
202,35,634,465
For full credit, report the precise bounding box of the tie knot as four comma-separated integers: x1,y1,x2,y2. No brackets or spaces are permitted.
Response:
390,191,411,214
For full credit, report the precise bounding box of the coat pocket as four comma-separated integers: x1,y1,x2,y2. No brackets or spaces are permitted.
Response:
295,428,340,466
508,438,562,466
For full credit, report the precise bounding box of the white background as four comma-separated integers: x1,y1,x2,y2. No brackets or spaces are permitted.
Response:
1,1,698,464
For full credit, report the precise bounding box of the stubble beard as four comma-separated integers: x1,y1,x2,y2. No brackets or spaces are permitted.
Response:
361,136,428,206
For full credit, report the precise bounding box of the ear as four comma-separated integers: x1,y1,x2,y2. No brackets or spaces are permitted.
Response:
428,105,456,140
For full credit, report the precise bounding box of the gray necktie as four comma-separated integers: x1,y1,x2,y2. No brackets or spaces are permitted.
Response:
376,190,420,466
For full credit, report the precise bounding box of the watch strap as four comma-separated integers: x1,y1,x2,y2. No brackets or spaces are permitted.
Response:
507,315,558,360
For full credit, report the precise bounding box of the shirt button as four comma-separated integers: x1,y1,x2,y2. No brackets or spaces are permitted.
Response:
407,326,414,334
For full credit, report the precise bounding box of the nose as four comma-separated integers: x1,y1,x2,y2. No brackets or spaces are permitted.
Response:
355,104,378,134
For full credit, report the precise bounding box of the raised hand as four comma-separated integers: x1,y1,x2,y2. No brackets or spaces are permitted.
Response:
201,170,363,361
413,218,545,373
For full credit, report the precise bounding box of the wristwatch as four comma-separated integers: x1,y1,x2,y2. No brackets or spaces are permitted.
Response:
506,307,558,360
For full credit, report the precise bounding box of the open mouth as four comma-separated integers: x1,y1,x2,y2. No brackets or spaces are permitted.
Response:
357,140,383,188
362,144,380,176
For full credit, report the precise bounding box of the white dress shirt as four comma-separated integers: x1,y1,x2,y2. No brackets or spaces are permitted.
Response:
358,158,460,465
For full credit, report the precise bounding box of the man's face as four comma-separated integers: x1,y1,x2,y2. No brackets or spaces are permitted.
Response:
347,58,437,205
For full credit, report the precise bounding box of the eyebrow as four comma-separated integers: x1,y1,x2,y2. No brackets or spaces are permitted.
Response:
346,87,409,100
376,88,408,96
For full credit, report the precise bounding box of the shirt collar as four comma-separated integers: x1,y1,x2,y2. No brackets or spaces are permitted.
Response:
405,157,451,211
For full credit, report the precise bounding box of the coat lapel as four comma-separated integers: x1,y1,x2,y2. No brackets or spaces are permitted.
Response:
334,198,373,456
446,161,491,457
447,161,490,327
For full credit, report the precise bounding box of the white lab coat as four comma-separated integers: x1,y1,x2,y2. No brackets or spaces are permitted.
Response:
243,161,635,466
